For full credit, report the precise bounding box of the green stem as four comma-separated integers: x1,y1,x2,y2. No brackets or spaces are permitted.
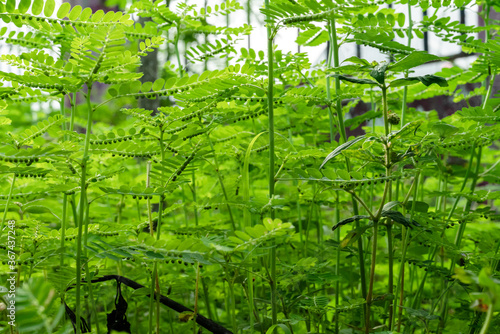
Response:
366,83,391,332
386,222,394,328
75,85,94,334
265,0,277,328
147,162,155,334
70,93,76,132
149,267,155,334
410,143,479,331
481,4,492,110
303,193,316,255
201,276,215,321
155,131,166,334
175,24,183,77
382,87,389,136
61,96,67,141
83,202,100,334
479,302,494,334
395,171,420,331
192,170,199,227
454,147,482,250
228,278,236,333
0,173,16,237
207,135,236,231
349,191,375,220
400,1,413,127
117,195,124,225
482,74,495,110
330,17,368,321
439,147,482,329
382,85,394,328
329,19,346,142
60,194,67,271
365,220,379,334
326,21,336,143
335,192,341,334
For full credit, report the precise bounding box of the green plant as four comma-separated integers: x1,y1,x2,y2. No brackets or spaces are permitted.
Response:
0,0,499,333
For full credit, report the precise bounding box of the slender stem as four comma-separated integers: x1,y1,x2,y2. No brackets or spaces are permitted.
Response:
61,96,67,141
0,173,16,236
155,131,167,334
482,75,495,109
83,203,100,334
207,135,236,230
75,85,94,334
370,88,376,133
395,171,420,331
330,20,346,143
265,3,275,217
400,1,413,127
147,162,154,238
410,144,480,333
382,84,395,328
147,161,155,334
60,194,67,269
366,81,392,332
326,22,336,143
193,263,201,334
439,147,483,329
481,4,492,110
348,191,376,220
335,192,341,334
117,195,124,225
191,170,199,227
70,93,76,132
382,87,389,136
265,0,277,328
330,17,368,321
365,220,379,334
201,276,215,321
70,195,78,227
479,302,494,334
386,222,394,328
454,147,482,250
303,192,316,255
175,24,183,77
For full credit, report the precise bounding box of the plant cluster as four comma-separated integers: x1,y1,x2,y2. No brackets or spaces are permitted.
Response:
0,0,499,333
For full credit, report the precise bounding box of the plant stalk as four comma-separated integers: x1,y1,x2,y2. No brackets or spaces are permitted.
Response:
75,85,94,334
400,1,413,127
329,18,368,323
265,0,277,329
0,173,16,237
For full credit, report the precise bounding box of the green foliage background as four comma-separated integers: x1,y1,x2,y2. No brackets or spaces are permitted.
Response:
0,0,499,333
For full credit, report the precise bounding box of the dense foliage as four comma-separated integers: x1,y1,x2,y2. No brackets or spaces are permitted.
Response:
0,0,499,333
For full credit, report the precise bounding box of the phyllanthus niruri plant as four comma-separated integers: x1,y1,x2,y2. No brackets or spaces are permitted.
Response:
0,0,499,333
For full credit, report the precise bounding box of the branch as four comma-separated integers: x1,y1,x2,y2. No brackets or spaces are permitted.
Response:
66,274,233,334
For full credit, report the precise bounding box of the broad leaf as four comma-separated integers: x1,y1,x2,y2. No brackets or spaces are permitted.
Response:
333,75,379,86
381,210,420,228
389,52,442,72
370,62,389,85
332,215,371,231
390,75,448,88
320,136,366,169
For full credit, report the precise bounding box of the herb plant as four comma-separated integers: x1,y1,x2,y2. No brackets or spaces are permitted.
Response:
0,0,499,334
